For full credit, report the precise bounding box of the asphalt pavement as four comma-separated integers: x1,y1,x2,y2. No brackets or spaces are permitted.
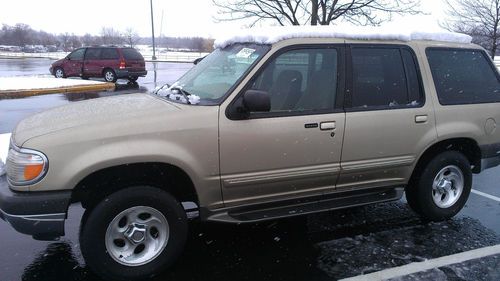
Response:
1,58,500,281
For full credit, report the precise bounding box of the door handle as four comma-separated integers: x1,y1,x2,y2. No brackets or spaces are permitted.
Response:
415,115,428,123
320,121,336,131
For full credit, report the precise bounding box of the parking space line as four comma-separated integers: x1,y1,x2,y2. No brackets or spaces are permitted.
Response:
339,244,500,281
471,189,500,203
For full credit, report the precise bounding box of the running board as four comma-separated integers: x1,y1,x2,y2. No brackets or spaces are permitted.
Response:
206,187,404,223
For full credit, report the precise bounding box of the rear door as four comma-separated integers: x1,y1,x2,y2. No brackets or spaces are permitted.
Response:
338,44,437,190
83,48,102,77
64,48,85,77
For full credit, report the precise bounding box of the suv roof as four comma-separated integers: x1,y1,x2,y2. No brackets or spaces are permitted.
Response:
214,26,473,49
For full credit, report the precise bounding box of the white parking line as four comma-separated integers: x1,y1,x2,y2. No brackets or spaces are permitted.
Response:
471,189,500,203
339,244,500,281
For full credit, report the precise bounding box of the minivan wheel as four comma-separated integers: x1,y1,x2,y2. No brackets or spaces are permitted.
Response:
406,151,472,221
103,69,117,82
54,67,65,78
80,186,188,281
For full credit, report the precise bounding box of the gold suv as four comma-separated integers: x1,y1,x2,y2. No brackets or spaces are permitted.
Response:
1,27,500,280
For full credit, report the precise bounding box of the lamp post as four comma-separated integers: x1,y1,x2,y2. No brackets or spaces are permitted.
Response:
150,0,157,60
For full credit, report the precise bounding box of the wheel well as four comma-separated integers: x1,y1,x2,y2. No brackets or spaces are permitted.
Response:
102,68,114,75
71,163,198,210
410,138,482,185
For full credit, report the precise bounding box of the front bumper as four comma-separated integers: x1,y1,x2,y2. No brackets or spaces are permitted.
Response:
0,177,71,241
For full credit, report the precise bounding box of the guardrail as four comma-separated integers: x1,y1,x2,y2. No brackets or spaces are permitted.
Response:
0,51,208,63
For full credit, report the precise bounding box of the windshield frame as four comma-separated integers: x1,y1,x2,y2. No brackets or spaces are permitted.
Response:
166,43,271,106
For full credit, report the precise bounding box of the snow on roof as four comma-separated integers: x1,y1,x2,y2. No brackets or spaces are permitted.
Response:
214,24,472,49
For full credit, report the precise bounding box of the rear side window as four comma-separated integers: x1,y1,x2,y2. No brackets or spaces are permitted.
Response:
122,48,144,60
427,48,500,105
350,47,424,109
85,48,101,60
100,48,119,60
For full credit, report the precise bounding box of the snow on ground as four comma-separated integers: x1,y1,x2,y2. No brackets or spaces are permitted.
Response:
214,22,472,49
0,77,107,92
0,133,11,176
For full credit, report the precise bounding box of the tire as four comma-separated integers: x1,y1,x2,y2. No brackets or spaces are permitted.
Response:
128,76,138,82
80,186,188,281
54,67,65,78
103,69,117,82
405,151,472,221
81,76,89,80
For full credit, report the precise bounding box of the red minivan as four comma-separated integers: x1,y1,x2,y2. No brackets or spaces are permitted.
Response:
50,47,147,83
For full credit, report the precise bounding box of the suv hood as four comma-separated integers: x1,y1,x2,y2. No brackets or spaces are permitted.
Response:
13,94,180,146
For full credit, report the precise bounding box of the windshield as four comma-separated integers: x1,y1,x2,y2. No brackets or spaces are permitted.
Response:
158,44,270,105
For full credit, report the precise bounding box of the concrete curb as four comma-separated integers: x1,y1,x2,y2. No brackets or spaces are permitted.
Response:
0,83,116,99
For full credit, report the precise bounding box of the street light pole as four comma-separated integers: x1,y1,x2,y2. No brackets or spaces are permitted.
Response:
150,0,157,60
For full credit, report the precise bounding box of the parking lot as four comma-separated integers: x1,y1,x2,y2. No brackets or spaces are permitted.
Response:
1,58,500,281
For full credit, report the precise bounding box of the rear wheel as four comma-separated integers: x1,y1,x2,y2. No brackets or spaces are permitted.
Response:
405,151,472,221
54,67,65,78
103,69,117,83
80,186,188,281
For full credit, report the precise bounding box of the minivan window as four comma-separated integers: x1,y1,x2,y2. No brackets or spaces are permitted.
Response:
68,48,85,60
426,48,500,105
85,48,101,60
101,48,119,60
250,48,338,113
350,47,423,109
122,48,143,60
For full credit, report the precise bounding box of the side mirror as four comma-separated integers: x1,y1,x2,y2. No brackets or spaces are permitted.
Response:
243,90,270,112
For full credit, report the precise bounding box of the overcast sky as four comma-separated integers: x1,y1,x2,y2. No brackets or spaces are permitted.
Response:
0,0,447,38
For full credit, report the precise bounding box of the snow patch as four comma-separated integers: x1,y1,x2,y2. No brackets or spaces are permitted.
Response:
156,85,201,105
0,133,11,177
0,77,107,92
214,23,472,49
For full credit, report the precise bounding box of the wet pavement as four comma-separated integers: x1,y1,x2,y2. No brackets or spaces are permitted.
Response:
1,58,500,281
0,58,193,133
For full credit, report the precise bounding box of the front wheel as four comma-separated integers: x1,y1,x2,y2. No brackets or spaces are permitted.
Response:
406,151,472,221
80,186,188,281
54,67,65,78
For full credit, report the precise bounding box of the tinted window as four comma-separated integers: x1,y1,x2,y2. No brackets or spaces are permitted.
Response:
85,48,101,60
401,49,424,106
68,48,85,60
427,49,500,105
250,48,338,113
100,48,119,60
352,47,420,109
122,48,143,60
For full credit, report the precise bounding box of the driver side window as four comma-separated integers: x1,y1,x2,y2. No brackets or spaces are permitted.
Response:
250,48,339,113
68,48,85,60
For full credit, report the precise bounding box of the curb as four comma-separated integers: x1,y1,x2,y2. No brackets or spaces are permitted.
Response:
0,83,116,99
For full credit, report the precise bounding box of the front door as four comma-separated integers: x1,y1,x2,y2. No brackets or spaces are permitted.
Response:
338,44,437,189
219,46,346,207
64,48,85,77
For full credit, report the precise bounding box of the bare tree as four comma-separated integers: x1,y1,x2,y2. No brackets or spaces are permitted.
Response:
444,0,499,58
213,0,422,27
124,27,140,48
100,27,124,45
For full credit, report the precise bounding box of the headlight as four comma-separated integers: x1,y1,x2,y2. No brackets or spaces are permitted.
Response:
6,138,48,186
